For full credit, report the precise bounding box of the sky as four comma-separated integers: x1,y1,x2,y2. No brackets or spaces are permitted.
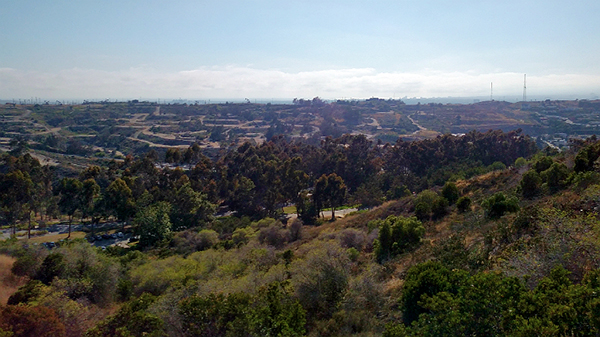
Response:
1,0,599,101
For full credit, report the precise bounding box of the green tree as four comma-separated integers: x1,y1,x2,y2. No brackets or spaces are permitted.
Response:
170,182,215,231
0,170,33,236
541,162,569,193
314,173,347,220
80,178,101,234
104,178,135,230
57,178,83,238
520,170,542,199
400,261,468,325
135,202,172,248
36,252,66,285
441,181,460,204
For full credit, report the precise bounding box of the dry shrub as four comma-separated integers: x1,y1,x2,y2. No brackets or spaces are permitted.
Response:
288,219,304,242
258,224,290,249
0,254,26,305
337,228,367,251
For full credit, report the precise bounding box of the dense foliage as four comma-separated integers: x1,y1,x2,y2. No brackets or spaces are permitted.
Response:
9,129,600,336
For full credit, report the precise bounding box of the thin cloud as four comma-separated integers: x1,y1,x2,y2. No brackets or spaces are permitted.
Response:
0,67,598,100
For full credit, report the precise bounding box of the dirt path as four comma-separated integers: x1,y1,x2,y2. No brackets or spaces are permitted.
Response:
407,114,427,134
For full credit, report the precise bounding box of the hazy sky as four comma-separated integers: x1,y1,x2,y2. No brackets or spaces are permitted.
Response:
1,0,599,100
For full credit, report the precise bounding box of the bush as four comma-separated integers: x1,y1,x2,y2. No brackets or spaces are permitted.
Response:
288,218,303,242
488,161,506,171
400,261,468,324
85,293,164,337
7,279,45,305
347,248,360,262
520,169,542,199
291,242,349,320
337,228,367,251
232,226,254,246
533,156,554,173
442,182,460,204
171,229,219,255
197,229,219,250
258,224,290,249
571,171,600,190
179,282,305,337
482,192,519,218
431,197,449,219
0,305,66,337
514,157,527,168
373,215,425,263
456,196,472,213
36,252,66,285
540,162,569,192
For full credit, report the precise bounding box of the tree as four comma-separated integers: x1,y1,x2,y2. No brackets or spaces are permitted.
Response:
541,162,569,193
36,252,65,285
80,178,100,234
170,182,215,231
104,178,135,231
400,261,468,325
135,202,172,248
314,173,347,220
0,170,33,236
57,178,83,238
8,136,29,157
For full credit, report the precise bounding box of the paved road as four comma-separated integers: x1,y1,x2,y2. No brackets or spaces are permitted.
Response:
286,207,359,219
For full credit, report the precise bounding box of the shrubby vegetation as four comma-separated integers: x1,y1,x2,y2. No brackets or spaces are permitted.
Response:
6,130,600,336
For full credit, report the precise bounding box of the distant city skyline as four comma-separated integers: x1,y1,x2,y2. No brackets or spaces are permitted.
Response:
1,1,599,100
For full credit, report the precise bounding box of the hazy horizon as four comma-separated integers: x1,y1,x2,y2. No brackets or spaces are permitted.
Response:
2,1,599,100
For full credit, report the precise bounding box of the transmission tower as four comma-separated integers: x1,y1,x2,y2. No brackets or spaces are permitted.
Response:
523,74,527,102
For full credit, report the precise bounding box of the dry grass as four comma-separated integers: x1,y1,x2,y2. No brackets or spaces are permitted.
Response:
24,231,86,244
0,254,26,305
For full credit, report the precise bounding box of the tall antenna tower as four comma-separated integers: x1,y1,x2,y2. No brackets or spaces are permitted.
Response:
490,82,493,101
523,74,527,102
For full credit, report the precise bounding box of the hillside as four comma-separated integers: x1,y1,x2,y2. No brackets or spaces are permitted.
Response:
1,131,600,336
2,99,599,172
